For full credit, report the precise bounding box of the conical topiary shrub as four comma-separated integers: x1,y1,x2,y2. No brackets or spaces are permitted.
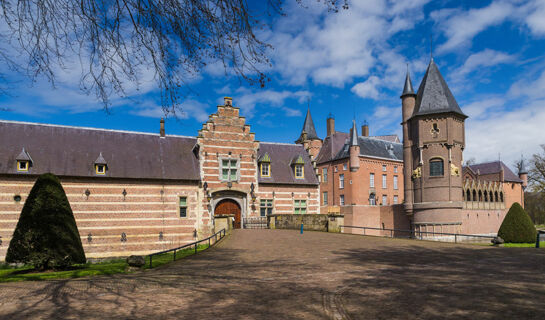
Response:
6,173,86,269
498,202,537,243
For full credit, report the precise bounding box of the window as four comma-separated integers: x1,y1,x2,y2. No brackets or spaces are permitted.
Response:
179,197,188,218
393,176,398,190
382,165,387,172
260,199,273,216
429,158,444,176
393,195,398,204
17,161,29,172
382,174,387,189
95,164,106,175
370,173,375,187
295,164,304,179
382,195,388,205
343,163,347,171
323,192,328,205
369,193,376,205
334,166,338,172
394,166,398,173
260,162,270,177
323,168,328,182
339,174,344,189
294,200,307,214
221,159,238,181
340,195,345,206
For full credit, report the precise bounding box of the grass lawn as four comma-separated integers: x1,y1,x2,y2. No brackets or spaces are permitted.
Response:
0,244,211,282
504,241,545,248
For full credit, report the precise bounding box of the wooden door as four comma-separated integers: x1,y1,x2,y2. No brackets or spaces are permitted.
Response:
215,199,242,229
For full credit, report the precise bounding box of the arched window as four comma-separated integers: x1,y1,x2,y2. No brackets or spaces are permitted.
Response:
494,191,499,202
478,190,483,202
466,189,471,201
484,192,488,202
489,191,493,203
429,158,444,176
500,192,504,202
472,190,477,201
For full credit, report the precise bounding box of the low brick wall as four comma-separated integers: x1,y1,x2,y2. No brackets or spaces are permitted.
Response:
268,214,344,232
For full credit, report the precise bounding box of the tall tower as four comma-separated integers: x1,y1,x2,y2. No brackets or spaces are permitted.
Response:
296,108,322,161
519,156,528,190
401,68,416,214
403,59,468,233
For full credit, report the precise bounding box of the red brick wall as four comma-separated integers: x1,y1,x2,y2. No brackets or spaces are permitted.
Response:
258,185,320,215
0,175,201,260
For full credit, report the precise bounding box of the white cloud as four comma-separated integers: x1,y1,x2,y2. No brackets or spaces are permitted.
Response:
432,1,513,53
454,49,515,79
508,69,545,100
132,99,210,122
351,76,381,99
233,88,310,118
524,0,545,35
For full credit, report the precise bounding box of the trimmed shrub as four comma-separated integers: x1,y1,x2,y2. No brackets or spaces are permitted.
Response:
498,202,537,243
6,173,86,270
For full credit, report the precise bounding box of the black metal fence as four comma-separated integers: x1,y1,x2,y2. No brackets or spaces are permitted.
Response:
147,228,226,268
243,217,268,229
340,225,496,244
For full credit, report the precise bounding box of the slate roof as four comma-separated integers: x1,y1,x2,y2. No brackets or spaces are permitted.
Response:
464,161,522,183
349,120,358,146
372,135,400,143
257,142,318,185
401,69,415,97
412,59,467,119
316,131,402,164
298,108,319,141
0,120,200,180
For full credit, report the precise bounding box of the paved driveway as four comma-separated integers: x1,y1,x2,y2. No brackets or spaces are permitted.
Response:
1,229,544,319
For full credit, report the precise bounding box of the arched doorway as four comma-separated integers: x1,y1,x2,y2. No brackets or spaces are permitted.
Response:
215,199,242,229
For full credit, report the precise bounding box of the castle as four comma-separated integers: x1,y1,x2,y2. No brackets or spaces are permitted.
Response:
0,59,526,260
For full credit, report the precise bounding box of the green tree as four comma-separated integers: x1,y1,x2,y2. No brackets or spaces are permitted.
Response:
524,191,545,225
498,202,537,243
529,145,545,193
6,173,86,270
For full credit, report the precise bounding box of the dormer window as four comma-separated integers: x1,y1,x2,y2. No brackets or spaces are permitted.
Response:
94,152,108,176
16,148,33,172
17,160,29,172
258,153,271,178
95,164,106,175
291,155,305,179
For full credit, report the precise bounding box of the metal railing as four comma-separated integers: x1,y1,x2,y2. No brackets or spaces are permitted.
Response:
340,225,496,244
243,217,268,229
147,228,226,268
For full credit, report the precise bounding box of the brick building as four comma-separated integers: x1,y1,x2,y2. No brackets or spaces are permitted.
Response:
0,97,319,260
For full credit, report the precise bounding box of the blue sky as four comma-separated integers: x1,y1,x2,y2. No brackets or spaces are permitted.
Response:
1,0,545,170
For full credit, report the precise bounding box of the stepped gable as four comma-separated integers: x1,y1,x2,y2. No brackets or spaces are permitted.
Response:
0,120,200,180
257,142,318,185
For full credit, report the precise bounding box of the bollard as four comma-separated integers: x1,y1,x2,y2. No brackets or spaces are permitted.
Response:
300,223,304,234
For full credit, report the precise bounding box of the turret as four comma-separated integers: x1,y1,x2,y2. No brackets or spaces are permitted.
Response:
519,156,528,189
349,120,360,172
401,67,416,213
296,108,322,160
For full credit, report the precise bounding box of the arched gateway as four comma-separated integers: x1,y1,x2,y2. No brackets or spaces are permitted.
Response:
214,199,242,229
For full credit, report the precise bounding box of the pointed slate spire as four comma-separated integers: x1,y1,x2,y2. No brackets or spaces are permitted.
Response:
519,156,528,175
349,119,358,146
412,59,467,119
401,66,415,97
16,147,32,162
299,108,319,140
94,152,107,165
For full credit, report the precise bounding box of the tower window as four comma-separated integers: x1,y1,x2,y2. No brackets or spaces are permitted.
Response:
429,158,444,176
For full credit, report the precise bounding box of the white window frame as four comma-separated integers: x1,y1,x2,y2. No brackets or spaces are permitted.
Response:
394,166,398,173
219,157,239,182
343,163,347,171
382,174,387,189
260,199,273,216
382,195,388,206
393,195,399,204
323,168,328,182
382,165,387,172
339,174,344,189
393,175,398,190
370,173,375,188
295,164,304,179
340,194,345,206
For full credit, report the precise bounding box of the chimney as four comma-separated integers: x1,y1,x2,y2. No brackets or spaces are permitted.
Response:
224,97,233,106
326,113,335,136
160,118,165,137
361,123,369,137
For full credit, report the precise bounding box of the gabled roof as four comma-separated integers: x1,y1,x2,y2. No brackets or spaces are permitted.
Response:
0,120,200,180
94,152,107,165
257,142,318,185
412,59,467,119
463,161,522,183
16,148,32,162
297,108,319,141
315,132,349,164
258,152,271,163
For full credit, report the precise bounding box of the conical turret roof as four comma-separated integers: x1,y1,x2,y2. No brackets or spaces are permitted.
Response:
412,59,467,119
349,120,358,146
519,157,528,175
299,108,319,140
401,69,415,97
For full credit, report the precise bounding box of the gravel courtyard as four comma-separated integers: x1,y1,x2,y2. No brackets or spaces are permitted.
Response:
0,229,544,319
